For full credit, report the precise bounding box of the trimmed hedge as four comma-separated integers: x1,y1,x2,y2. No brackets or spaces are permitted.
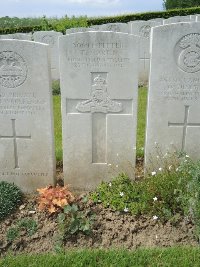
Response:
0,6,200,34
87,6,200,25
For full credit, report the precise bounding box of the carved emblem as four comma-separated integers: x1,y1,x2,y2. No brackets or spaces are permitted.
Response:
76,73,123,113
175,33,200,73
139,25,151,38
0,51,27,88
42,35,55,45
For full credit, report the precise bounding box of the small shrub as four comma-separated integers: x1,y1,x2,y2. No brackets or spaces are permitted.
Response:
0,181,23,221
58,203,95,241
6,218,37,242
37,185,75,214
52,80,60,95
91,161,190,222
6,227,20,242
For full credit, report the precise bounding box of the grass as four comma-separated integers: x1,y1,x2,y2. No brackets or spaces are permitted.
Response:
52,87,148,161
1,247,200,267
136,87,148,157
53,95,62,162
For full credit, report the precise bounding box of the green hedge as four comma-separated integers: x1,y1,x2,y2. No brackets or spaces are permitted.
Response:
87,6,200,25
0,25,44,34
0,6,200,34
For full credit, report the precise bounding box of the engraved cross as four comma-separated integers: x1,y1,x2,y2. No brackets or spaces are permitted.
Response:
0,119,31,169
140,52,149,70
168,105,200,151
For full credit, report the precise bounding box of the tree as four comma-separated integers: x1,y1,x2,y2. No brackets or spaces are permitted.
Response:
163,0,200,9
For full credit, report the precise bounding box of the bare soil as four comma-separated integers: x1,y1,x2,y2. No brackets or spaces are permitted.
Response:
0,161,198,256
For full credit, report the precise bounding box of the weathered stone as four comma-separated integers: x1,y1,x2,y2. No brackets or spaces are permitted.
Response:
145,22,200,169
0,40,55,192
33,31,63,80
0,33,32,40
95,23,128,33
59,31,139,190
163,16,192,25
129,21,162,85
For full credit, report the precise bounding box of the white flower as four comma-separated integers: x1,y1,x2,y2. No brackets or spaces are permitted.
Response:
120,192,124,197
116,153,119,157
168,165,172,170
108,163,112,166
153,197,158,201
185,155,189,158
153,215,158,220
124,207,129,212
184,160,187,163
109,182,112,187
163,152,168,158
156,155,160,159
176,167,179,172
158,167,162,171
116,165,119,168
140,147,144,151
151,171,156,176
154,141,158,145
156,235,158,239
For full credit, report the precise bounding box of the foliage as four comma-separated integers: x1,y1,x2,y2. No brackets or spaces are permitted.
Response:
57,201,95,241
0,15,88,34
37,185,75,214
163,0,200,10
2,247,200,267
52,80,60,95
1,7,200,34
177,158,200,239
0,181,23,221
90,154,193,222
87,7,200,25
7,218,37,242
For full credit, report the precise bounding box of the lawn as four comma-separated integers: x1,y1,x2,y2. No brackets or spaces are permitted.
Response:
53,87,148,161
1,247,200,267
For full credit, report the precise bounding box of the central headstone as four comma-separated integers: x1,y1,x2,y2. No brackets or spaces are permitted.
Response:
59,32,139,191
0,40,55,192
145,22,200,169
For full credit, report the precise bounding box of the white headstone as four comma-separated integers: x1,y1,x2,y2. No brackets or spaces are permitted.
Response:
33,31,63,80
59,32,139,191
145,22,200,169
95,23,128,33
197,15,200,22
149,18,164,24
0,33,32,40
190,14,197,21
129,21,162,85
66,27,92,34
0,40,56,192
163,16,192,25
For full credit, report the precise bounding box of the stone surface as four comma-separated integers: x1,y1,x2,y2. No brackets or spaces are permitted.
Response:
0,40,55,192
145,22,200,169
148,18,164,24
94,23,128,33
33,31,63,80
129,21,162,85
0,33,32,40
59,31,139,191
163,16,192,25
66,27,93,34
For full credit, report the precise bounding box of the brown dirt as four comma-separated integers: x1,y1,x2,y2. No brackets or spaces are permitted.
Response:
0,194,198,256
0,160,198,256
